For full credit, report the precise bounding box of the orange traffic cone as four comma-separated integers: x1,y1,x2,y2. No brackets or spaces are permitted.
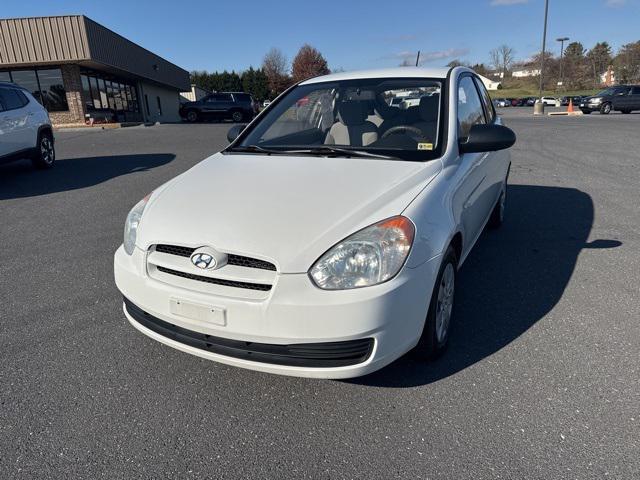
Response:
567,98,574,113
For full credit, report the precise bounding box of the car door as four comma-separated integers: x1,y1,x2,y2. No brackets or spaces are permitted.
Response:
0,86,31,157
629,87,640,110
452,75,494,253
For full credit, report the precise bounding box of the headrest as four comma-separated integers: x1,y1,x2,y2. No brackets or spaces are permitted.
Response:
419,95,439,122
374,95,399,120
338,101,367,125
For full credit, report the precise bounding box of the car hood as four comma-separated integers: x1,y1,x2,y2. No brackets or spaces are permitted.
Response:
137,152,441,273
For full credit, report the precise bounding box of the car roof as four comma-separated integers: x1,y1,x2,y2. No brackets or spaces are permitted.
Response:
300,67,452,85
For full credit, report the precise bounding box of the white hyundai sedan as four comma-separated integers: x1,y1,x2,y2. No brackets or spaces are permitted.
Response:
114,67,515,379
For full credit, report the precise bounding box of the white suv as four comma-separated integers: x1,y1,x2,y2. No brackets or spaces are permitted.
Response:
0,81,55,169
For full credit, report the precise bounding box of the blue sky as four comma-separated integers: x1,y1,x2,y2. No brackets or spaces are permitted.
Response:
3,0,639,72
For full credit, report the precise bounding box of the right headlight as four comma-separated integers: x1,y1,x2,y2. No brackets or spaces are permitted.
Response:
591,97,602,103
309,216,415,290
123,193,152,255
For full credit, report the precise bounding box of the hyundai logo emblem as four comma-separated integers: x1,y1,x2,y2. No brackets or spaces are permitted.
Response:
191,252,215,269
190,247,228,270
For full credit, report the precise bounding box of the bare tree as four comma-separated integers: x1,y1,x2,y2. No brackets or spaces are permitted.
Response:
490,45,515,79
262,47,290,97
291,44,330,83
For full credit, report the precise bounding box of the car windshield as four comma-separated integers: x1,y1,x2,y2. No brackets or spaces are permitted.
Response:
231,78,443,161
596,87,626,96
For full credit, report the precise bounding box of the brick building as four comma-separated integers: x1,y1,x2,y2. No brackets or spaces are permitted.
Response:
0,15,190,125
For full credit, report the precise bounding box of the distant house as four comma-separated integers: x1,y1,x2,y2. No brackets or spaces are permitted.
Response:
180,84,212,103
600,66,615,86
477,74,502,91
512,68,541,78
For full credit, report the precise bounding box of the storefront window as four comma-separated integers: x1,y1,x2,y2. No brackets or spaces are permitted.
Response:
98,78,108,109
106,81,115,110
90,77,102,109
81,74,93,111
11,70,42,104
36,69,68,111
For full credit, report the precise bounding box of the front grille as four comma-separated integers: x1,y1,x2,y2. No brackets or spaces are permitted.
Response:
156,266,272,291
124,298,374,368
155,244,276,271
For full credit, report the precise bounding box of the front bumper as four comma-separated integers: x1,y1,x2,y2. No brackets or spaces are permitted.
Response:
579,102,601,111
114,245,440,378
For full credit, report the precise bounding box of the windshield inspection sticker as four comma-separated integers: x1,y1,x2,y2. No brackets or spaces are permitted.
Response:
417,143,433,151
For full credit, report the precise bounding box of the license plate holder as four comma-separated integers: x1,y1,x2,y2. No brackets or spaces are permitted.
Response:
169,298,226,326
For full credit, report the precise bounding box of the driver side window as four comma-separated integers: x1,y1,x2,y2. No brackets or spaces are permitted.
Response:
457,77,485,141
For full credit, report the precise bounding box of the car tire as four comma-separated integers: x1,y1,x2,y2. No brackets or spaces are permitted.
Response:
231,110,244,123
600,102,612,115
31,131,55,169
412,246,458,360
487,188,506,229
185,110,199,122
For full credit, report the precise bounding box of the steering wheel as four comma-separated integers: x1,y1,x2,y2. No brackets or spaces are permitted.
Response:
381,125,427,141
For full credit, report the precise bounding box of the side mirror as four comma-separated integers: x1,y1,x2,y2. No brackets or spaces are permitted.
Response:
459,124,516,154
227,124,247,143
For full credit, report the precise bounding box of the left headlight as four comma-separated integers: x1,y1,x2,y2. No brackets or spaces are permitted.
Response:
123,193,152,255
309,216,415,290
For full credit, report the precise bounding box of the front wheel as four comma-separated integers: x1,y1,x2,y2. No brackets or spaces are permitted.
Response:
31,132,55,169
600,102,611,114
412,246,457,360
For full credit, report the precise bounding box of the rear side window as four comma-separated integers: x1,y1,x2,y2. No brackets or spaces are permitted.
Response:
457,76,486,140
473,77,495,123
233,93,251,103
632,87,640,95
0,87,27,111
212,93,233,102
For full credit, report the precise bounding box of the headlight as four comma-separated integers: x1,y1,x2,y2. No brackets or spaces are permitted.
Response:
309,216,415,290
123,193,152,255
592,97,602,103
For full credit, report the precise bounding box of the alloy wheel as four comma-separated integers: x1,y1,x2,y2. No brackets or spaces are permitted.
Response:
435,263,455,344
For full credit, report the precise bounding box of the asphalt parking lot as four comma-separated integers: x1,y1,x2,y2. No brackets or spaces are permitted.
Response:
1,112,639,479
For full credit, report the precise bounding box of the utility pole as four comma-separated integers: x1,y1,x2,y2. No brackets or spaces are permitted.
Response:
415,51,421,67
534,0,549,115
556,36,569,89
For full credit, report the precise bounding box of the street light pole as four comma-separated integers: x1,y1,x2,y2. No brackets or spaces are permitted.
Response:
557,36,569,89
534,0,549,115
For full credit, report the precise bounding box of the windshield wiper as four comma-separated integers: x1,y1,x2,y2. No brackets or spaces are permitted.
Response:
281,146,398,160
228,144,398,160
227,145,285,155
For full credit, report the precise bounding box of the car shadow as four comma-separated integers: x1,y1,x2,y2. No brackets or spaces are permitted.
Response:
349,184,621,388
0,153,175,200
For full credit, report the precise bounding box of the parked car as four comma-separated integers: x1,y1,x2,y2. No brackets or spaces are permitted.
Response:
262,99,271,108
579,85,636,114
580,85,640,114
179,92,256,122
115,67,516,379
560,96,582,106
509,98,520,107
540,96,560,107
0,81,55,169
525,97,537,106
494,98,509,107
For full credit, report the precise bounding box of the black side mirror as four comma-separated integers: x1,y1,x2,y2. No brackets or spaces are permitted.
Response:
459,124,516,154
227,124,247,143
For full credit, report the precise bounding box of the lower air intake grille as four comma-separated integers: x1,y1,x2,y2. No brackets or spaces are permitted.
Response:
155,244,276,271
124,298,374,368
156,266,272,291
